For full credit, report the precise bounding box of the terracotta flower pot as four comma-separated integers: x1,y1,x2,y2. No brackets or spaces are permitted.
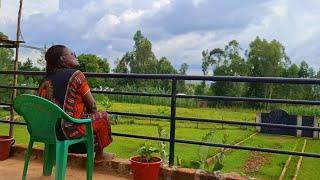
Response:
0,136,15,161
130,156,162,180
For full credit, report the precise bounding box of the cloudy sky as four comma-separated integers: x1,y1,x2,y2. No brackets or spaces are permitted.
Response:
1,0,320,75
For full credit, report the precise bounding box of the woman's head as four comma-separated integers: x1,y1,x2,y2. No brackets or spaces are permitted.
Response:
45,45,79,74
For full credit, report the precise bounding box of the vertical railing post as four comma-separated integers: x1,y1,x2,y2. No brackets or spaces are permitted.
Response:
169,77,177,166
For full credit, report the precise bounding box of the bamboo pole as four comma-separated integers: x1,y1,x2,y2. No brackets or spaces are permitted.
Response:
9,0,23,137
292,139,307,180
206,132,258,164
278,142,298,180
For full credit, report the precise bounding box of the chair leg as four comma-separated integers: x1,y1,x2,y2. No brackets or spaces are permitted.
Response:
86,139,94,180
43,143,55,176
22,139,34,180
55,142,68,180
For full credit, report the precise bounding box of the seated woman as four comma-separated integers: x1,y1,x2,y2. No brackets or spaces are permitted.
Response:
38,45,114,162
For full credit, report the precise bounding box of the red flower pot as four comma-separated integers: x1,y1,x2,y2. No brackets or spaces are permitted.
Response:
0,136,15,161
130,156,162,180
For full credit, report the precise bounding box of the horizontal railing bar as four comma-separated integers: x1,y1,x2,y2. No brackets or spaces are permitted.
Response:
178,95,320,105
174,139,320,158
112,132,169,142
0,85,37,90
0,120,26,125
0,70,45,76
1,70,320,84
0,102,12,106
108,111,171,120
2,85,319,106
91,90,171,97
176,116,320,131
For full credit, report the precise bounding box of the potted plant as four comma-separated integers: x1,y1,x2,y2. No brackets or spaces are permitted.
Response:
130,144,162,180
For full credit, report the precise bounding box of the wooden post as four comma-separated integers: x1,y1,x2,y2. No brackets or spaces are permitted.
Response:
9,0,23,137
296,116,302,137
256,112,261,132
313,117,318,139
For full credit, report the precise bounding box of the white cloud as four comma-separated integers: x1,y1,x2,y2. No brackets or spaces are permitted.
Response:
270,1,288,17
84,0,171,41
101,0,133,7
192,0,205,7
121,9,145,22
82,1,100,13
153,31,226,66
0,0,58,22
24,0,59,18
84,14,120,40
2,0,320,75
0,0,19,23
153,0,171,9
0,0,59,38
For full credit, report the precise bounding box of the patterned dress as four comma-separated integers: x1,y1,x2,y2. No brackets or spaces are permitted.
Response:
38,68,112,151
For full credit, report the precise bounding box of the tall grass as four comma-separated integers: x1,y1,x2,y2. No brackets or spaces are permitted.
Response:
268,104,320,117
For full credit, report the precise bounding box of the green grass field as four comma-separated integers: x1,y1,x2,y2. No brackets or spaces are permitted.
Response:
1,102,320,179
222,134,299,179
105,102,257,121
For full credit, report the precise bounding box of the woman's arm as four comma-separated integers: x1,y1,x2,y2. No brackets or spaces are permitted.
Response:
83,91,98,114
74,71,97,114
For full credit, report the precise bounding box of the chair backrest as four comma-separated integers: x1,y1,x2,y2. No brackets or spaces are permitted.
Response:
13,94,69,143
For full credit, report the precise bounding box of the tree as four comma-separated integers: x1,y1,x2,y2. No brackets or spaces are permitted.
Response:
203,40,248,105
0,32,14,102
157,57,177,92
77,54,110,88
113,54,130,74
18,58,41,87
296,61,315,99
19,58,40,71
276,63,300,99
113,52,133,88
200,48,224,96
130,30,158,74
286,64,299,78
177,63,189,93
246,37,289,100
298,61,312,78
112,30,180,92
179,63,188,75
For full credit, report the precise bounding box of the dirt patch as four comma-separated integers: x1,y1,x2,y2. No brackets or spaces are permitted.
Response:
243,151,270,173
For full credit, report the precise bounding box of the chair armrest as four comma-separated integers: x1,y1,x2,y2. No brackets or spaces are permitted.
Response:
66,117,92,124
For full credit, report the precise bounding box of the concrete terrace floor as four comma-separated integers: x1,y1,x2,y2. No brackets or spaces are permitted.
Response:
0,157,131,180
